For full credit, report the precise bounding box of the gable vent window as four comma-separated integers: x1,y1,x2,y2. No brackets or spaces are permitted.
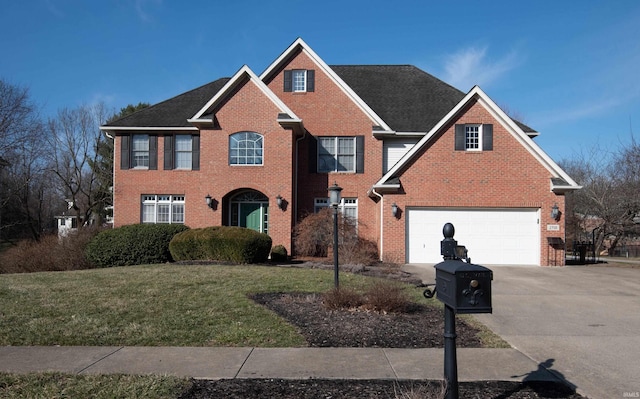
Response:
455,124,493,151
284,69,315,93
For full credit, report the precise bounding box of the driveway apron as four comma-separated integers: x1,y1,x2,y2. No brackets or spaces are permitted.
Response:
405,264,640,399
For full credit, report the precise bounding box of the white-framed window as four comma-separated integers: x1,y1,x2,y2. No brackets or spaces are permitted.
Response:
142,195,185,224
132,134,150,168
292,70,307,92
318,137,356,172
229,132,264,165
314,197,358,220
465,124,481,151
284,69,314,93
174,135,193,169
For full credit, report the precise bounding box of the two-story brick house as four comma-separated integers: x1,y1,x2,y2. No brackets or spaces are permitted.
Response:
101,38,580,266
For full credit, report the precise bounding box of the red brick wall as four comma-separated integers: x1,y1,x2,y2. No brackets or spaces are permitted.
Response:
113,76,296,253
265,50,384,245
382,100,566,265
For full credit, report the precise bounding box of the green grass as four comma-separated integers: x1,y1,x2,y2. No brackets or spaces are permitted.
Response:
0,372,189,399
0,264,382,347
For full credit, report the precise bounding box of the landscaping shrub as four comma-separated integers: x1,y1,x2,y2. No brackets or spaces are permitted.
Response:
85,224,189,267
322,287,364,310
363,280,411,313
169,226,272,264
322,280,411,313
270,245,288,262
294,208,378,265
0,228,100,274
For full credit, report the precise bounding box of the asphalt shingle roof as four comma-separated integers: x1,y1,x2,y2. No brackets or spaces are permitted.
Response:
331,65,466,132
104,66,536,134
106,78,230,128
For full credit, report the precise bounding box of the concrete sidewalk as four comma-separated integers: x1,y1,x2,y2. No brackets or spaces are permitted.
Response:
0,346,561,382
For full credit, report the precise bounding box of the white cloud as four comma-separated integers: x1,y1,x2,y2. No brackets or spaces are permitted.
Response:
135,0,162,23
443,46,520,91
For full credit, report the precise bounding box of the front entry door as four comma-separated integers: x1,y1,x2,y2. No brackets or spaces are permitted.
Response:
240,203,262,232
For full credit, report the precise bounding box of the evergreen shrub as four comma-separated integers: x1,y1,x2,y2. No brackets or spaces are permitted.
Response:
85,224,189,267
169,226,272,264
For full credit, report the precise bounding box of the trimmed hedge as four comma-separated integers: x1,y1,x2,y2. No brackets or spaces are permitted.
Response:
85,224,190,267
169,226,272,264
270,245,288,262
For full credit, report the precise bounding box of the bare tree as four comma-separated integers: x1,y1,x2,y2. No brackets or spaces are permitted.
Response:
0,79,52,241
46,103,111,228
562,139,639,255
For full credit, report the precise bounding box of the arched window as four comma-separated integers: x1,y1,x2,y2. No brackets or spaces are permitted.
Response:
229,132,263,165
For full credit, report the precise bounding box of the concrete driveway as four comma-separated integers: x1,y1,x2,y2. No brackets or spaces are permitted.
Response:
404,263,640,399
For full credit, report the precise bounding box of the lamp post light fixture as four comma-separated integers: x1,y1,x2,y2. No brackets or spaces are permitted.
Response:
328,182,343,289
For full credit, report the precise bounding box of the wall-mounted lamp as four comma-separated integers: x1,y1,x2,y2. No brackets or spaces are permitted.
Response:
391,202,399,218
551,203,560,221
205,194,213,209
276,195,283,209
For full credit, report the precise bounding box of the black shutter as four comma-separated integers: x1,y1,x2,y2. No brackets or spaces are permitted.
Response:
355,136,364,173
149,135,157,170
454,124,465,151
120,135,130,169
307,70,315,92
164,136,174,170
192,135,200,170
284,70,292,92
308,135,317,173
482,124,493,151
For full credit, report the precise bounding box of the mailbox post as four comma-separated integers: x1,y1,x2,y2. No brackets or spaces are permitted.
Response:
428,223,493,399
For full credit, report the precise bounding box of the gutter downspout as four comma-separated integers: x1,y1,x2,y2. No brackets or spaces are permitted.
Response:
294,129,307,252
371,188,384,261
104,130,115,227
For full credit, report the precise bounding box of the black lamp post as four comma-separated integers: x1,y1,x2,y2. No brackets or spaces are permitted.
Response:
328,182,342,289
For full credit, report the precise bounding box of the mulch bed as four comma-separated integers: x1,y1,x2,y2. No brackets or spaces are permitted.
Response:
250,292,482,348
179,379,584,398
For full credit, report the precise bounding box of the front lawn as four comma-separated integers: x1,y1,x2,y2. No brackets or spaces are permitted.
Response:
0,264,390,347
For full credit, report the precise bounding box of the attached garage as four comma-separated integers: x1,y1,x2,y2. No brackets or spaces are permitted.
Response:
406,208,540,265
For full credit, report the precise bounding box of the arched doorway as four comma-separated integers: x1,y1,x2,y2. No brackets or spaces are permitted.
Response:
228,190,269,234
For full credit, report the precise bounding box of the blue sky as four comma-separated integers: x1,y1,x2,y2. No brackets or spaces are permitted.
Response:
2,0,639,162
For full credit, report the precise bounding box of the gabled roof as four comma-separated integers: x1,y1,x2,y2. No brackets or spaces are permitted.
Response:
372,86,580,194
102,78,229,130
189,65,302,133
260,38,391,131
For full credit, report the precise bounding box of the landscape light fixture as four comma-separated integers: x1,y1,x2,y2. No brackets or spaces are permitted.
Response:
328,182,343,288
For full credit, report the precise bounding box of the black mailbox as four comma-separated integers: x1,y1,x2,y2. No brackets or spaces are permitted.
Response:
435,260,492,314
434,223,492,314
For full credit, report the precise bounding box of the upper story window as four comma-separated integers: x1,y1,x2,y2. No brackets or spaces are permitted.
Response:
455,124,493,152
175,135,192,168
316,136,364,173
163,134,200,171
465,125,481,151
284,69,315,93
132,134,150,167
229,132,264,165
121,134,157,170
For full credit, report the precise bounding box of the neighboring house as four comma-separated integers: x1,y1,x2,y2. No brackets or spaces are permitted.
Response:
100,38,580,266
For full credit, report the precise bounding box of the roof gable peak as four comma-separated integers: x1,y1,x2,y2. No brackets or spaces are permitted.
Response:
190,65,300,126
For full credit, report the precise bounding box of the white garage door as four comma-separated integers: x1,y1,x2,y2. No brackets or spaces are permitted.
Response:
407,208,540,265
